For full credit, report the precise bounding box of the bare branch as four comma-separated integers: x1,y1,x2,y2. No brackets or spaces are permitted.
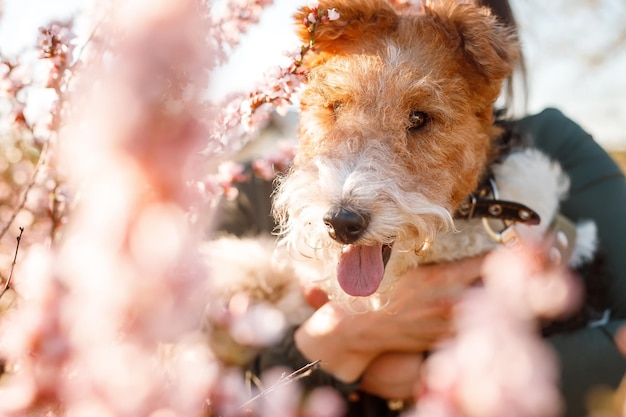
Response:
238,360,322,410
0,140,48,242
0,227,24,300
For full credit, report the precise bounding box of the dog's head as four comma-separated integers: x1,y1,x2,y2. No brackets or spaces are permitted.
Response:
274,0,519,298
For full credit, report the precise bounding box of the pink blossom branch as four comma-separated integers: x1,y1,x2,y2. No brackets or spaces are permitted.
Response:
206,3,339,160
210,0,275,66
0,20,77,245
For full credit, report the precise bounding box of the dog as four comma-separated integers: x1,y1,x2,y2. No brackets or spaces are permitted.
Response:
205,0,597,359
270,0,596,304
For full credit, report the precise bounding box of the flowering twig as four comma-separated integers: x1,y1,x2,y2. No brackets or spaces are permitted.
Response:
0,21,77,245
207,2,339,159
63,14,105,90
0,227,24,300
302,1,340,47
238,1,341,128
210,0,276,66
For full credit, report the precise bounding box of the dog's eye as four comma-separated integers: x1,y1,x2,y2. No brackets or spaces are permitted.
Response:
407,111,429,132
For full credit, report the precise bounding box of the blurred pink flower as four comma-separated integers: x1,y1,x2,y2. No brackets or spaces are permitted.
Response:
413,243,581,417
37,22,75,62
0,0,234,415
303,387,347,417
327,8,340,21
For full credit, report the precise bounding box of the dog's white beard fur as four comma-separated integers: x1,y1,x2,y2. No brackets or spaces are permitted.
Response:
272,152,455,309
273,153,454,250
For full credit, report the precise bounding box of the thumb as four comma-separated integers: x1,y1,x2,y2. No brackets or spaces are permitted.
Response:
452,254,486,286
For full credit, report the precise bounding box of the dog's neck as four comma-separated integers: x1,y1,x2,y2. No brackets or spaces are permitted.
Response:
452,113,540,226
391,148,572,267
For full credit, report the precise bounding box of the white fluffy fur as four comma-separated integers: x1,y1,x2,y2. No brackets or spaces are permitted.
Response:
570,221,598,268
202,235,313,324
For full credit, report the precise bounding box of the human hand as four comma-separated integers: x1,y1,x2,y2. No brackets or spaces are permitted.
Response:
294,255,485,383
356,254,485,355
359,351,424,400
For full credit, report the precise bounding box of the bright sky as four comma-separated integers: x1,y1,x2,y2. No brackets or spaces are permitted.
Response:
1,0,624,150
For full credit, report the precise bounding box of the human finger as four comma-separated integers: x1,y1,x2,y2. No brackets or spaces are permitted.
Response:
302,284,329,309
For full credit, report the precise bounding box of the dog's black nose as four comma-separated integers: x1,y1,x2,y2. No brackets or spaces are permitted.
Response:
323,208,369,244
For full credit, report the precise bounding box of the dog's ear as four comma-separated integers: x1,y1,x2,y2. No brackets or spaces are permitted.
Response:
294,0,399,60
424,0,520,81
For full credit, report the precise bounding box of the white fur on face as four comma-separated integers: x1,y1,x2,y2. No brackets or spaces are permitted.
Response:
273,148,454,263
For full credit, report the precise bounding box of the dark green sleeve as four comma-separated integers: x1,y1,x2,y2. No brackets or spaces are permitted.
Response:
515,108,626,417
515,108,626,315
249,326,362,396
214,168,276,237
548,320,626,417
249,326,397,417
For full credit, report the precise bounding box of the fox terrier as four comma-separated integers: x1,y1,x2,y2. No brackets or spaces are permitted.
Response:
267,0,596,307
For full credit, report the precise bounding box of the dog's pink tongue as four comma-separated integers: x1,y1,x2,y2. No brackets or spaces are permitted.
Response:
337,243,384,297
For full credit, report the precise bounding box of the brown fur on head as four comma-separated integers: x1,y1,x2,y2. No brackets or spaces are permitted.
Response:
292,0,519,209
296,0,518,100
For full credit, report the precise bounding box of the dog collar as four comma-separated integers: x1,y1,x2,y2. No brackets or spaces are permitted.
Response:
455,177,578,267
455,177,540,225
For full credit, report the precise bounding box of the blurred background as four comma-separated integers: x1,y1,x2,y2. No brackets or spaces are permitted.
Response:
1,0,625,159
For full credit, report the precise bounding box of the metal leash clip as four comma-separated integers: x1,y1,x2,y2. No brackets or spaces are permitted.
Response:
482,217,522,247
480,178,522,247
